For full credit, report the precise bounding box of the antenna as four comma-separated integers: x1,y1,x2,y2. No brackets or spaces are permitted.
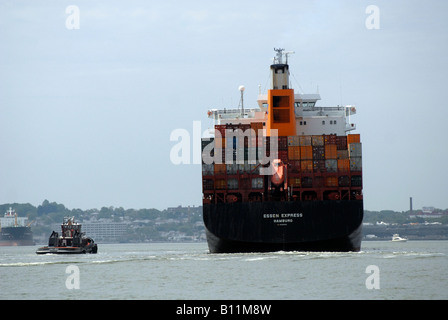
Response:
274,48,284,64
284,51,295,64
239,85,245,116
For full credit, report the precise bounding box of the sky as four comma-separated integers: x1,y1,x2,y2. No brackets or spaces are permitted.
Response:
1,0,447,212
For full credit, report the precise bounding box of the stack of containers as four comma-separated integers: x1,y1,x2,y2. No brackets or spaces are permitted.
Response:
202,128,362,195
299,136,313,173
287,135,300,160
323,135,338,187
312,135,325,172
278,136,288,162
336,135,349,173
347,133,362,188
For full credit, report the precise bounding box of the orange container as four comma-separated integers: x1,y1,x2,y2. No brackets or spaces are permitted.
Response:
289,177,301,187
288,146,300,160
337,159,350,172
325,176,338,187
301,160,313,172
300,146,313,160
214,163,226,174
347,134,360,144
215,179,227,189
337,150,349,159
324,144,337,159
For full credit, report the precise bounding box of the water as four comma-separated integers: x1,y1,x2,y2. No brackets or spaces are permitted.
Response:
1,241,447,300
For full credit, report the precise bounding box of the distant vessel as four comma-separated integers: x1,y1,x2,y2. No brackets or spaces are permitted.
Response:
201,49,363,253
0,207,34,246
391,234,407,242
36,217,97,254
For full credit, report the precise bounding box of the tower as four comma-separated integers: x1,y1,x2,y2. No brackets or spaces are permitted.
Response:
266,48,297,137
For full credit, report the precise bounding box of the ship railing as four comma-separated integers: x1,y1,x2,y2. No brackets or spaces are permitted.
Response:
207,108,259,119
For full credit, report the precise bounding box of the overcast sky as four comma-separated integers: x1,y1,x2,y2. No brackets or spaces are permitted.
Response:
1,0,447,212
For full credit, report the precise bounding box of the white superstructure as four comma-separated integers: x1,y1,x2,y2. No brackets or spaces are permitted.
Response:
207,49,357,137
0,208,28,228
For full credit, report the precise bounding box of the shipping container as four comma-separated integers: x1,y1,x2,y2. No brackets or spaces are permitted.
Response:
202,179,214,190
338,175,350,187
289,177,301,187
202,164,214,175
237,162,252,173
227,178,239,190
278,150,288,162
215,125,227,137
251,177,264,189
312,135,324,146
301,160,313,172
337,150,349,159
314,176,324,188
350,157,362,171
347,134,360,144
215,179,227,189
302,176,313,188
337,159,350,172
214,163,227,174
278,136,288,150
299,135,312,146
287,135,300,146
300,146,313,160
325,159,338,172
288,160,300,174
250,122,263,136
336,136,347,150
349,143,362,158
324,134,337,145
312,146,325,159
324,144,337,159
226,164,238,175
351,175,362,187
249,163,259,174
288,146,300,160
325,176,338,187
313,160,325,172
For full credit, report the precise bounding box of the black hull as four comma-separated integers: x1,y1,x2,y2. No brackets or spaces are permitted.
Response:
0,227,34,246
203,200,363,253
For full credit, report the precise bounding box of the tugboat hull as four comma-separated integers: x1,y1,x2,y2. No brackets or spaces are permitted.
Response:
36,244,98,254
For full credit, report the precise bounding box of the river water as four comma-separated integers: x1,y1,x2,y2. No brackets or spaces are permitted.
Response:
0,241,447,300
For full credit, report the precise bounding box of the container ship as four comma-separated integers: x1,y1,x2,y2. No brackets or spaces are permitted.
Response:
201,49,363,253
0,207,34,246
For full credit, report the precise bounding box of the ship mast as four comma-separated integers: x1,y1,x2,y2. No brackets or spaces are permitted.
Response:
266,48,297,137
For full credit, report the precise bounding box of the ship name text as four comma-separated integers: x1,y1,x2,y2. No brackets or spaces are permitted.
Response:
263,213,303,218
263,213,303,225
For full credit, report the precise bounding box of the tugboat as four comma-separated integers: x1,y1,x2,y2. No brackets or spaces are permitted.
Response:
36,217,98,254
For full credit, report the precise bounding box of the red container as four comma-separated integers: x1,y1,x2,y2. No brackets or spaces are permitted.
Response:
336,136,347,150
324,134,337,145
